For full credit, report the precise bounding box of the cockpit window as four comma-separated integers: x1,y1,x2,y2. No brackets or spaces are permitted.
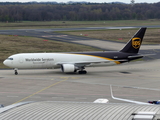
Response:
7,58,13,60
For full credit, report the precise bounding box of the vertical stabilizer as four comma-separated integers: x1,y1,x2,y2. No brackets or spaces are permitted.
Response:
120,27,146,53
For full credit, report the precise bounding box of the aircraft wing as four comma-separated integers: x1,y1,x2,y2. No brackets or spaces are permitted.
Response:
56,59,128,66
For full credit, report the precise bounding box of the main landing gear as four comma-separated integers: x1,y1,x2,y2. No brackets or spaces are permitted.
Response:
14,68,18,75
78,70,87,74
78,66,87,74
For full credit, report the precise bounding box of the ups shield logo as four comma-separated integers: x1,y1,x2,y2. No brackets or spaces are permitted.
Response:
132,37,141,49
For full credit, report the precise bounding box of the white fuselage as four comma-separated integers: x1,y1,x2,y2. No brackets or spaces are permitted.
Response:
3,53,117,69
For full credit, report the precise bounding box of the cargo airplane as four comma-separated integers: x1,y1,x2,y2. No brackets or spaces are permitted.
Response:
3,27,146,75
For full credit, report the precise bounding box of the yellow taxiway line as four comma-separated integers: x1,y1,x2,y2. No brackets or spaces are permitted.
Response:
13,77,69,104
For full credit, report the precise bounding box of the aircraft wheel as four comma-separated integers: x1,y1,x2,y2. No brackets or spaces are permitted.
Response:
15,70,18,75
78,70,87,74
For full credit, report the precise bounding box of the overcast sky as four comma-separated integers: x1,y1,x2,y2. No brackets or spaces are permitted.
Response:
2,0,159,4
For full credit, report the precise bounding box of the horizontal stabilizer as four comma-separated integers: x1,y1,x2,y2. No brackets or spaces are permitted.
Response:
128,55,143,58
128,54,155,58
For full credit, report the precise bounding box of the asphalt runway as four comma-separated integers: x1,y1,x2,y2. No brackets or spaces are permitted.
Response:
0,26,160,106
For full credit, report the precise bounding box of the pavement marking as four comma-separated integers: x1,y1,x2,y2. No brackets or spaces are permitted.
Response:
71,77,79,79
13,77,69,104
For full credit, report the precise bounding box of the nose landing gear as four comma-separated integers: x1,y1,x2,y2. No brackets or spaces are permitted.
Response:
14,68,18,75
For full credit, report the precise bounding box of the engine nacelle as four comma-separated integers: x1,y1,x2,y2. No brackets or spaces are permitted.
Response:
61,64,76,73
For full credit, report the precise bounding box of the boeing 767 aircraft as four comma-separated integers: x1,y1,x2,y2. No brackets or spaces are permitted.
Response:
3,27,146,75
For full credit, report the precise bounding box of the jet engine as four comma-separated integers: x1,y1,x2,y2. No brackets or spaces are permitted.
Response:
61,64,76,73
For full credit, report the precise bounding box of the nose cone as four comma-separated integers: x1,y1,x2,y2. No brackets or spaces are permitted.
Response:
3,60,10,67
3,60,7,66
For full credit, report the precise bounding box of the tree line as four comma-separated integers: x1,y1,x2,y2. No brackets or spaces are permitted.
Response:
0,2,160,22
